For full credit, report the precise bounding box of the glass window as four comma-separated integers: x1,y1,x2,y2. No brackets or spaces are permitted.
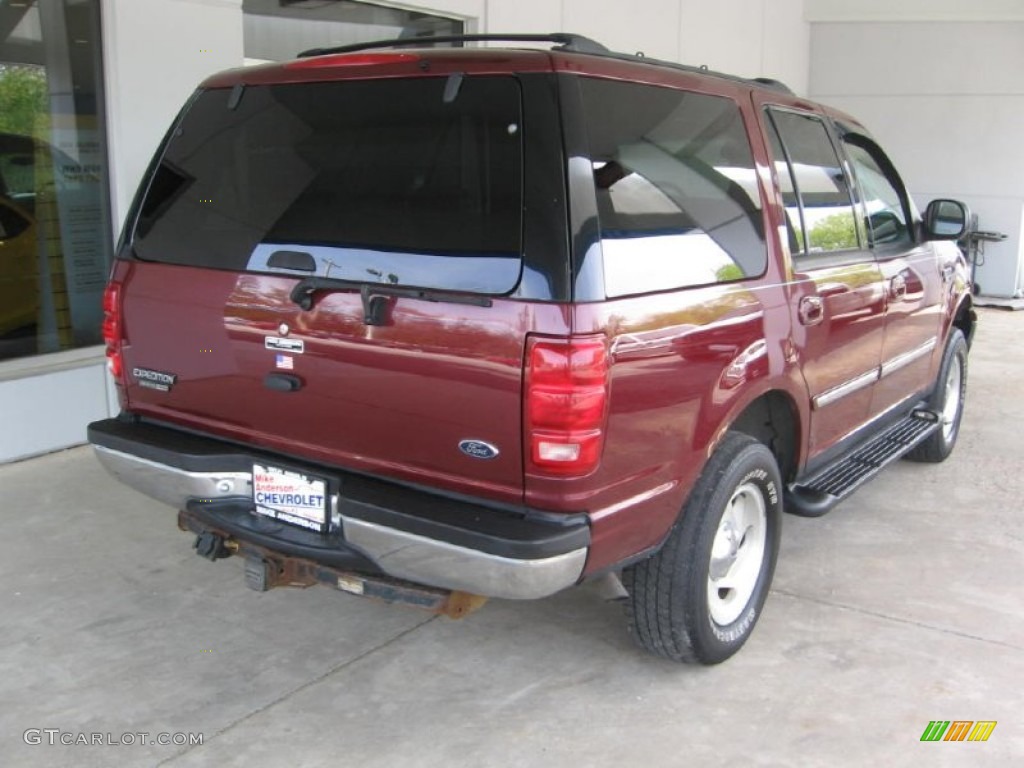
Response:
579,78,765,298
0,1,112,362
133,77,523,295
844,141,911,247
242,0,464,64
768,111,859,255
765,116,806,256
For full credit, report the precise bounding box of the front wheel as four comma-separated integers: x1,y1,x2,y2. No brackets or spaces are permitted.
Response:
623,433,782,664
906,329,968,463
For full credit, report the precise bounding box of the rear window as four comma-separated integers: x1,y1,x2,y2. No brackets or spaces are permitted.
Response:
132,76,524,294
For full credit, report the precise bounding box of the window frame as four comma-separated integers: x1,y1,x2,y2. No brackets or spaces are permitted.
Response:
838,132,919,252
763,106,867,269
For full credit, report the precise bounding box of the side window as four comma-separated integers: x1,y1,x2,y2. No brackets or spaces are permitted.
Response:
579,78,765,297
843,140,912,248
768,110,859,255
765,116,806,256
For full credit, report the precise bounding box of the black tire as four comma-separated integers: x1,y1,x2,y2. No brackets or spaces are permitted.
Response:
905,329,968,463
623,433,782,664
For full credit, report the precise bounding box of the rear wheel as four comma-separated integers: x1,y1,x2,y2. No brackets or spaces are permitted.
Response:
623,433,782,664
906,329,968,463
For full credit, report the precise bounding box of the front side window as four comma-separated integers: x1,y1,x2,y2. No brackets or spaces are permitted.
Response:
843,140,912,248
133,76,524,295
579,78,765,298
767,110,859,255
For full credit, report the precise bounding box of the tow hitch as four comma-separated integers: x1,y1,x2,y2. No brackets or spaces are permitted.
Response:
193,531,232,561
180,510,487,620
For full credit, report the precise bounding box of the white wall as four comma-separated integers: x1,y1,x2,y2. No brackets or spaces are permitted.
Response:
0,352,110,462
807,4,1024,298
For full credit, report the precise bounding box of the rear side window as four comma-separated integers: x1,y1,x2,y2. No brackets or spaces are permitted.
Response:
766,110,859,255
579,78,765,298
764,120,806,256
132,76,524,294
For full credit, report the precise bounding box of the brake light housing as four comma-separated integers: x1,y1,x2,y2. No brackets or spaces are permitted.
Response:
525,335,610,476
285,52,419,70
102,282,124,380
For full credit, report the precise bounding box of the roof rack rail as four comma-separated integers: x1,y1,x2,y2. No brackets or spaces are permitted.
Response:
749,77,794,95
296,33,795,95
298,33,610,59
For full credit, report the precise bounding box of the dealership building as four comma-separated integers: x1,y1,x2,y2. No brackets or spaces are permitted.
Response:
0,0,1021,463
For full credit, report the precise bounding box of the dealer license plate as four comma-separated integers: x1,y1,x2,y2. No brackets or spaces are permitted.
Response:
252,463,328,533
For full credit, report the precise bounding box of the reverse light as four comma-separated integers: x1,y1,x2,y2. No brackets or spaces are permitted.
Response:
525,335,609,476
102,282,123,379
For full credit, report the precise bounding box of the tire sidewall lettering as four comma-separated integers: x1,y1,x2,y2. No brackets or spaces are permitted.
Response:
710,605,757,643
738,466,778,506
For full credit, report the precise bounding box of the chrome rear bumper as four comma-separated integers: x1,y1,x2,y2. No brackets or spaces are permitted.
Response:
91,444,587,600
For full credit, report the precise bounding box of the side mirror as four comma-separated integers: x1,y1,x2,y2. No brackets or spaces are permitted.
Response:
923,199,969,240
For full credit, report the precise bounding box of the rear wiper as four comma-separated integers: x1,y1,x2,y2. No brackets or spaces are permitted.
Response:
289,277,493,326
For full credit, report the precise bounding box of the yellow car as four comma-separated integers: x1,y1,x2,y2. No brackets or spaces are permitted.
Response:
0,196,38,337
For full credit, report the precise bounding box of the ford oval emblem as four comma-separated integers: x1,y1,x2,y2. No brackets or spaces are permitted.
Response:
459,440,500,460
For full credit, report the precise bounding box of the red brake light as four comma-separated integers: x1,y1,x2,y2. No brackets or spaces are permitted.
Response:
285,52,419,69
102,282,123,379
526,336,609,476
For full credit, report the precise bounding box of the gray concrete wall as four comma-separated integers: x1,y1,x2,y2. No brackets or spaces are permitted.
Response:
807,2,1024,298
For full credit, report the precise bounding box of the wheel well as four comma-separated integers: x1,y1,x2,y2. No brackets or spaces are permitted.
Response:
729,392,799,482
953,297,977,348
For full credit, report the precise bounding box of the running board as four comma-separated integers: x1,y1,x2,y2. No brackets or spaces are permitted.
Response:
786,409,940,517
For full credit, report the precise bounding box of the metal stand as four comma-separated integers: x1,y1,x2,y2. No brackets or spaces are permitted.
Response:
959,214,1007,295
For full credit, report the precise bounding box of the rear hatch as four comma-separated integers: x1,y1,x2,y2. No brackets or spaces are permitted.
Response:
115,70,533,502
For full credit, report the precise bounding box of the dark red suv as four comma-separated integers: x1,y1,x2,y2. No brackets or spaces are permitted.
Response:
88,34,974,664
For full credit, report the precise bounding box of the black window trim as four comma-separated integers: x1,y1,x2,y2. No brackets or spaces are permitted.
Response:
763,105,868,270
837,131,919,252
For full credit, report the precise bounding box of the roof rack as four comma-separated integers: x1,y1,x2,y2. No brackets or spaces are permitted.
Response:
296,33,794,95
749,77,794,95
298,33,610,59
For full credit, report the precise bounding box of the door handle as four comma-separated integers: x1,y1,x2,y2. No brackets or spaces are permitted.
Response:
798,296,824,326
890,274,907,300
264,373,303,392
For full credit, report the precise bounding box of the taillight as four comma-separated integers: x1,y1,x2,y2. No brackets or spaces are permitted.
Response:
102,282,123,379
525,336,609,476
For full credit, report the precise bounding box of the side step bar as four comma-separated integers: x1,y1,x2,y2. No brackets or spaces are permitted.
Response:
786,409,940,517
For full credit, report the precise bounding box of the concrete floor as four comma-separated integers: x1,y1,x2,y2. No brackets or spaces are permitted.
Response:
2,308,1022,768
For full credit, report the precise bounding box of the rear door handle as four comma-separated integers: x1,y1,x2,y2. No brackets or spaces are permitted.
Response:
890,274,907,300
798,296,824,326
264,373,303,392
